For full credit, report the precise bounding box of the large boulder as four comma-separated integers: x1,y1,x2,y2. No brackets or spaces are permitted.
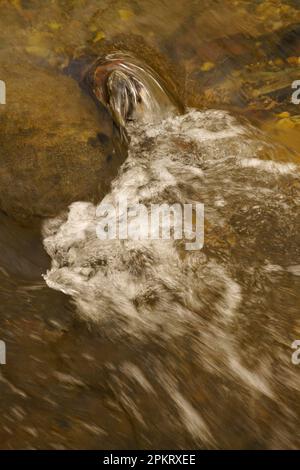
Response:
0,60,124,221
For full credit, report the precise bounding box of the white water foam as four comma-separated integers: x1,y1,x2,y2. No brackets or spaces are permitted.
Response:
42,109,300,447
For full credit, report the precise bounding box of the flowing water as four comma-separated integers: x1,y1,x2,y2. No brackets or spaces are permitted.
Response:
0,0,300,449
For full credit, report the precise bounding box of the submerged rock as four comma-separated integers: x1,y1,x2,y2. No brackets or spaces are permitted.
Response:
0,60,124,221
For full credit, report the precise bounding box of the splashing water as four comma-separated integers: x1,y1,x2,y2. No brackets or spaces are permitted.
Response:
85,52,182,129
42,94,300,447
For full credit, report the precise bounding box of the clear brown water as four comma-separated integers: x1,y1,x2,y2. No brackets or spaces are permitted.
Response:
0,0,300,449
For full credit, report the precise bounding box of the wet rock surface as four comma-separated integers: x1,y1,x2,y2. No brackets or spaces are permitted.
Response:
0,59,124,220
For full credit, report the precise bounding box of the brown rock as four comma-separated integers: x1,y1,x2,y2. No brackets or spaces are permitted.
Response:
0,60,124,221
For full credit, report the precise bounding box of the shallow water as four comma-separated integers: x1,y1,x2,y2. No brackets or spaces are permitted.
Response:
0,0,300,449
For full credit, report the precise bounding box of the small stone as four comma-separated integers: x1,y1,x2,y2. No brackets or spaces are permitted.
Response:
275,118,296,130
287,56,300,66
277,112,290,118
48,22,62,31
118,9,134,21
25,46,49,58
200,62,215,72
93,31,105,43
